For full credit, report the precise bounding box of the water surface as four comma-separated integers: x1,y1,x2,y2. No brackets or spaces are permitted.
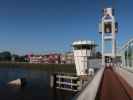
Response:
0,67,75,100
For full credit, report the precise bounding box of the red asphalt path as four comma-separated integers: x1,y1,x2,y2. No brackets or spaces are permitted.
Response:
96,67,133,100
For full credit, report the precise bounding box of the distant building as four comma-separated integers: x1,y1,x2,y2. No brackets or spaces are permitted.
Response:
60,52,74,64
28,53,61,64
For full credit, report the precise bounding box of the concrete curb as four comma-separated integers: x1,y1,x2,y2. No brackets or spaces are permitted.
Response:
74,67,105,100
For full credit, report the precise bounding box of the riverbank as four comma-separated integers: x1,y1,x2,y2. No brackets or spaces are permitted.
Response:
0,62,76,73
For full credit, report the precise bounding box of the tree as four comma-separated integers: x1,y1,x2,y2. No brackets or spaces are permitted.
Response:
12,54,28,62
0,51,12,61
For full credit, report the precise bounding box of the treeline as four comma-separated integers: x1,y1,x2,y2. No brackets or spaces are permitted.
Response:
0,51,28,62
0,51,12,61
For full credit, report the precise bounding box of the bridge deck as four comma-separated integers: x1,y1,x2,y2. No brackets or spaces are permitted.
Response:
96,67,133,100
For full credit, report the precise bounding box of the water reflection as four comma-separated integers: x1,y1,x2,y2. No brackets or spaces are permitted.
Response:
0,67,75,100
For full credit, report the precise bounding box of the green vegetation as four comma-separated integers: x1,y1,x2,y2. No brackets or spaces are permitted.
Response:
0,62,76,73
0,51,28,62
0,51,12,61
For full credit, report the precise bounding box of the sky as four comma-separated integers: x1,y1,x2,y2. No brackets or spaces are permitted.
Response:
0,0,132,54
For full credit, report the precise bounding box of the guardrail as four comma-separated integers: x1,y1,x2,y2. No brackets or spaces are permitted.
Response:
50,73,82,92
73,66,105,100
56,74,81,92
115,67,133,88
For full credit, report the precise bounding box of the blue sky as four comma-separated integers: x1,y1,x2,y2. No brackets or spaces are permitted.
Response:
0,0,132,54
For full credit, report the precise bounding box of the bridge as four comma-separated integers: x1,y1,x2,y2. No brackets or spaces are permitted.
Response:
74,66,133,100
72,5,133,100
73,38,133,100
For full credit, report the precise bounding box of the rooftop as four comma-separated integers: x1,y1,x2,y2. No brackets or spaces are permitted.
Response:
72,40,96,46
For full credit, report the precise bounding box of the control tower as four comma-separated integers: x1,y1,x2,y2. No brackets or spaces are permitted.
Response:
72,40,96,76
99,8,118,65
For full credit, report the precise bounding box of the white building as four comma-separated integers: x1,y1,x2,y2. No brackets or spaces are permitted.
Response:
99,8,118,65
28,54,61,64
72,40,96,76
29,55,43,64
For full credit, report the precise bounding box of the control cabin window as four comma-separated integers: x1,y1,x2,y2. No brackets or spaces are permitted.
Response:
73,45,93,50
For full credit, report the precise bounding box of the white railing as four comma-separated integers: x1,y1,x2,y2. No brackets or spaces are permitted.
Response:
74,67,105,100
52,73,81,92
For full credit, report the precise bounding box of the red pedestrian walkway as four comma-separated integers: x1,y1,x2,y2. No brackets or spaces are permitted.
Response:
96,67,133,100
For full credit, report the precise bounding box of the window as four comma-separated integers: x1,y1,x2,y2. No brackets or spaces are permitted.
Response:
73,45,93,50
104,22,112,33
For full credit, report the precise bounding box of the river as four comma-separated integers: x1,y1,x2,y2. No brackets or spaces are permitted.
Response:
0,67,76,100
